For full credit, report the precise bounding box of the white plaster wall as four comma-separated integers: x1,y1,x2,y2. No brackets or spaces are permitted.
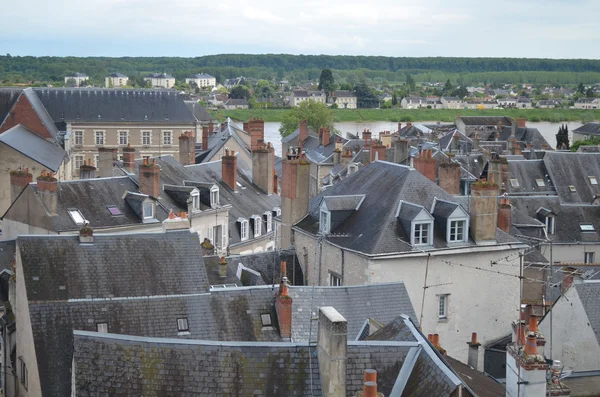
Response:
539,243,600,264
538,285,600,372
505,353,548,397
1,220,55,241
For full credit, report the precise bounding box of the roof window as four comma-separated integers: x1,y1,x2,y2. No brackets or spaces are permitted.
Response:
68,209,86,226
569,185,577,192
535,179,545,187
580,224,595,232
260,314,272,327
509,178,519,188
107,206,122,216
177,318,189,333
589,176,598,185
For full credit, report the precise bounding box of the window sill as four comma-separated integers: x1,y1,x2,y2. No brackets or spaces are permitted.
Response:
438,317,448,323
177,331,191,336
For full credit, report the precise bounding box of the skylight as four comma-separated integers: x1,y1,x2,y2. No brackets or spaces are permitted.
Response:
580,224,595,232
589,176,598,185
107,206,122,216
536,179,545,187
509,178,519,188
68,209,86,225
569,185,577,192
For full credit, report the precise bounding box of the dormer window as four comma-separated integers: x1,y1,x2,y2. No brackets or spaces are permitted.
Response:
240,220,249,241
210,186,220,207
143,201,154,220
449,220,467,242
68,209,86,226
273,207,281,217
413,222,431,245
348,164,358,175
251,215,262,237
191,191,200,211
547,217,556,235
320,209,330,234
264,211,272,233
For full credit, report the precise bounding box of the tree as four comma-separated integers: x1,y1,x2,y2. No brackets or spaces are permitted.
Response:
453,86,468,99
586,88,595,98
443,79,454,95
339,82,354,91
392,93,398,106
255,79,274,98
354,82,379,108
279,100,333,137
65,78,77,87
571,136,600,152
555,124,570,150
230,85,251,99
577,83,585,94
318,69,335,93
405,74,416,93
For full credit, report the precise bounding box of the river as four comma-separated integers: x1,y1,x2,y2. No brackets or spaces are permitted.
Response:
229,120,584,157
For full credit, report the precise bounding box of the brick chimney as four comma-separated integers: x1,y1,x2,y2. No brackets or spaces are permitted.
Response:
138,157,161,198
208,121,214,133
393,138,410,164
280,155,310,248
362,129,372,141
370,141,387,162
518,117,527,128
275,270,292,340
341,149,354,166
222,149,237,191
317,307,347,397
36,170,58,215
319,127,331,147
98,147,118,178
469,179,499,242
122,144,136,173
252,141,275,194
413,149,436,182
333,149,342,165
178,131,195,165
467,333,481,370
202,126,209,151
79,159,97,180
498,195,511,233
299,119,309,145
438,160,461,195
379,130,391,148
243,121,249,132
249,117,265,151
219,256,227,278
10,168,32,203
335,135,343,151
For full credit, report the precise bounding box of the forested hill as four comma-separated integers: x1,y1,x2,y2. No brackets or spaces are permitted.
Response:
2,54,600,85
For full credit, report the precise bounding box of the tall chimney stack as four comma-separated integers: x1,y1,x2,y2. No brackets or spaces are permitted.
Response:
202,126,209,151
275,271,292,340
249,117,265,152
438,160,461,195
10,168,32,203
362,129,372,141
467,332,481,370
280,155,310,248
222,149,237,191
298,119,309,145
370,141,387,162
98,147,118,178
122,144,136,173
469,179,499,242
393,138,410,164
498,195,511,233
317,307,348,397
178,131,195,165
138,157,161,198
252,141,275,194
36,170,58,215
413,149,436,182
79,159,97,180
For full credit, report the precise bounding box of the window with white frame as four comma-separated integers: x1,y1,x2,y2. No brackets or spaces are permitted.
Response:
74,155,84,170
329,272,341,286
320,209,330,234
191,192,200,210
265,211,272,233
19,357,28,390
585,252,595,264
74,131,83,145
142,201,154,219
177,318,189,332
438,294,449,319
221,224,227,249
449,220,467,243
97,322,108,333
253,216,261,237
413,222,431,245
240,220,249,241
142,131,152,146
95,131,105,145
210,187,219,207
94,155,99,169
274,207,281,216
119,130,128,145
68,209,86,226
163,131,172,145
546,216,555,235
589,176,598,185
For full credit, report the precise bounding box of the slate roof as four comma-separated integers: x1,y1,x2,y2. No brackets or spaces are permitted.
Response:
506,160,556,195
458,116,513,126
18,230,208,301
0,87,21,124
22,88,62,141
446,356,505,397
574,122,600,136
499,126,551,149
0,124,66,171
226,249,303,285
295,161,518,255
184,100,213,122
322,195,365,211
197,121,250,163
107,72,127,78
542,152,600,204
32,88,195,124
289,282,417,342
187,73,215,79
575,283,600,344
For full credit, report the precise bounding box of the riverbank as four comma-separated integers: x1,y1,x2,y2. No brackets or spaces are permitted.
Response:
209,108,600,123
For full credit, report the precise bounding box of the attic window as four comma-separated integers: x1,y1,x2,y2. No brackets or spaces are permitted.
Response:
320,209,331,234
536,179,545,187
177,318,189,332
580,224,595,232
107,206,122,216
68,209,86,226
96,322,108,333
210,186,220,208
252,215,262,237
260,314,272,327
143,201,154,219
191,191,200,211
348,164,358,175
569,185,577,192
509,178,519,188
264,211,273,233
273,207,281,216
589,176,598,185
240,220,249,241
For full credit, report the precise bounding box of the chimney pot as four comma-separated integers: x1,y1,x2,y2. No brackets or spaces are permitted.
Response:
524,333,539,356
432,334,440,347
79,224,94,243
528,315,538,334
364,369,377,383
471,332,478,345
364,381,377,397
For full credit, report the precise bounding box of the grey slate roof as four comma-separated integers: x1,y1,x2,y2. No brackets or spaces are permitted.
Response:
506,160,556,195
0,87,21,124
184,100,212,122
542,151,600,204
458,116,513,126
226,249,303,285
289,282,417,342
322,195,365,211
197,121,250,163
575,283,600,345
0,124,66,171
574,122,600,136
18,230,209,301
107,72,127,78
499,126,551,149
32,88,195,124
187,73,215,79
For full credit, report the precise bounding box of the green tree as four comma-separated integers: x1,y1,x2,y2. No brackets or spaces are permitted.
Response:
279,100,333,137
255,79,274,97
443,79,454,95
586,88,595,98
405,74,416,93
392,93,398,106
571,136,600,152
318,69,335,93
65,78,77,87
339,82,354,91
230,85,251,99
354,82,379,108
556,124,570,150
577,82,585,94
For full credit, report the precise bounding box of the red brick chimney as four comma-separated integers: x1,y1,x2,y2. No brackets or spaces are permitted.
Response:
202,126,209,151
498,195,511,233
178,131,195,166
275,271,292,339
341,148,354,165
319,127,331,147
298,119,308,145
122,144,136,173
138,157,161,198
518,118,527,128
10,168,32,203
281,154,310,248
438,160,461,195
362,129,372,141
370,141,387,162
413,149,436,182
249,117,265,152
36,170,58,215
243,121,249,132
208,121,214,133
222,149,237,190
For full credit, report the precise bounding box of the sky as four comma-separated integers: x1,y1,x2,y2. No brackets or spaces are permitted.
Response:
1,0,599,58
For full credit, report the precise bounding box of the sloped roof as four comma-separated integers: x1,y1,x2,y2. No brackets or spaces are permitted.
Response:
575,283,600,345
543,152,600,204
0,87,21,124
32,88,195,124
22,88,62,141
107,72,127,78
0,124,66,171
225,250,303,285
187,73,215,79
574,122,600,136
322,195,365,211
184,100,212,122
458,116,513,126
506,160,556,195
18,230,208,301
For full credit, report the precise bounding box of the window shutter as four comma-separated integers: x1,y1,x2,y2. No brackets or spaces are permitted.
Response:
221,224,227,249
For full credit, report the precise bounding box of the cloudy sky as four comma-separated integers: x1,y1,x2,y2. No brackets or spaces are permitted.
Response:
2,0,599,58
